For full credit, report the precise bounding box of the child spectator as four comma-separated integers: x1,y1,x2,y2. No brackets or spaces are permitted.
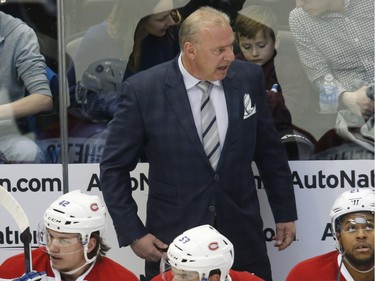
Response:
234,5,316,160
235,5,292,132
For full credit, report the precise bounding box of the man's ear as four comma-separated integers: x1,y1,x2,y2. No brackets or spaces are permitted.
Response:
87,237,97,253
336,232,342,242
209,274,221,281
184,42,196,58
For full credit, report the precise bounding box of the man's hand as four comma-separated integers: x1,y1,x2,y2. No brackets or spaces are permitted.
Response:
13,271,46,281
342,87,374,120
273,221,296,251
130,233,168,262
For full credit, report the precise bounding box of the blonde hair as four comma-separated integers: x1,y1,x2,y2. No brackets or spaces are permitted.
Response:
179,6,231,48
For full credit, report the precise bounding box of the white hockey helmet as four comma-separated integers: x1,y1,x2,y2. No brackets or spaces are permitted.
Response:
330,188,375,250
166,225,234,281
44,190,107,243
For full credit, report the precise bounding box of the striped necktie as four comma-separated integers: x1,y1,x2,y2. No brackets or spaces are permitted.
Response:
197,81,221,170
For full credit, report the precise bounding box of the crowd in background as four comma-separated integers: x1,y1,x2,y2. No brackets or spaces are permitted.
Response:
0,0,373,163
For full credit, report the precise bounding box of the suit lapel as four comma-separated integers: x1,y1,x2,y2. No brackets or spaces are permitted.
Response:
163,60,242,170
220,69,241,163
164,60,211,166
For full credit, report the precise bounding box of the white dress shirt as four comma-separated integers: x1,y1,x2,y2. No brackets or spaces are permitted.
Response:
178,54,228,146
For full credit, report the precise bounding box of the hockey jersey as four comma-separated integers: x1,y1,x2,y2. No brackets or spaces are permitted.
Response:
0,247,139,281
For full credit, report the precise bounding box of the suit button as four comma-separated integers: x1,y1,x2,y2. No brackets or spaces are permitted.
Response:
209,206,216,212
214,174,220,181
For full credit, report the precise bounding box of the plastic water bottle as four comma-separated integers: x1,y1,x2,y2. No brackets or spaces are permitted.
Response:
270,83,279,93
319,74,338,113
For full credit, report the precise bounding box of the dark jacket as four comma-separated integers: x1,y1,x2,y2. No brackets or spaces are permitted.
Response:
100,58,297,271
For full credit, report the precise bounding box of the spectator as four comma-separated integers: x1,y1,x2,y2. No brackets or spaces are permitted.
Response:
234,4,317,159
289,0,374,120
286,188,374,281
289,0,374,160
178,0,246,26
153,224,264,281
71,0,145,82
0,190,139,281
100,6,297,281
0,11,53,163
123,0,182,79
64,0,184,164
72,0,183,82
235,5,292,132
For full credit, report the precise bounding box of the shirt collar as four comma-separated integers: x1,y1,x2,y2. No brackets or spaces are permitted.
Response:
178,54,222,90
178,54,199,91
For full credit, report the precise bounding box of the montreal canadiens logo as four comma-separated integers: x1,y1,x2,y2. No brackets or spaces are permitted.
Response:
90,203,99,212
208,242,219,250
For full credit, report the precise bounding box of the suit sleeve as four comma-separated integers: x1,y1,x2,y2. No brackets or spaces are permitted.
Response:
100,80,148,247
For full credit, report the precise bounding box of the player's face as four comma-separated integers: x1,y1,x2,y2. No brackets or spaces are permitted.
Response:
47,230,87,274
171,268,200,281
338,212,374,270
238,31,275,66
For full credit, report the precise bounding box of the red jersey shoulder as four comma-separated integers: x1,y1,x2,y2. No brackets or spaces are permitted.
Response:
0,248,51,278
229,269,265,281
286,251,339,281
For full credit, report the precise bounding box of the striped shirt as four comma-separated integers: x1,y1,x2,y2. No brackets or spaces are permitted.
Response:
289,0,374,94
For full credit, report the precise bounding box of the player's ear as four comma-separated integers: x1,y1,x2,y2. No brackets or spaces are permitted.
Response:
87,237,97,253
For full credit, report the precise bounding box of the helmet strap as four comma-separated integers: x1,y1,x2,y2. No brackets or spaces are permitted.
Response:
61,243,96,275
47,243,98,275
60,261,91,275
83,241,99,264
59,244,98,275
343,255,375,274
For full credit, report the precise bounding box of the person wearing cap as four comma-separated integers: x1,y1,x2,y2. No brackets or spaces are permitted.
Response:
152,225,265,281
234,4,318,161
0,190,139,281
286,188,374,281
234,5,293,134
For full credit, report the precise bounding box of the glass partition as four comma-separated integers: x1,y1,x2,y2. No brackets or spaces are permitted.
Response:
0,0,373,164
0,1,373,280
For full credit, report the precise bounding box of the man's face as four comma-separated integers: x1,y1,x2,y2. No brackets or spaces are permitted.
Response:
338,212,374,269
295,0,331,17
46,229,86,273
186,24,235,81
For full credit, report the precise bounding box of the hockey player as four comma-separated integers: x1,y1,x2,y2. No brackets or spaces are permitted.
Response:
0,190,139,281
286,188,374,281
153,224,264,281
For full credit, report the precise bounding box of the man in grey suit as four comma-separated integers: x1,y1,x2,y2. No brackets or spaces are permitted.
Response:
100,6,297,281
